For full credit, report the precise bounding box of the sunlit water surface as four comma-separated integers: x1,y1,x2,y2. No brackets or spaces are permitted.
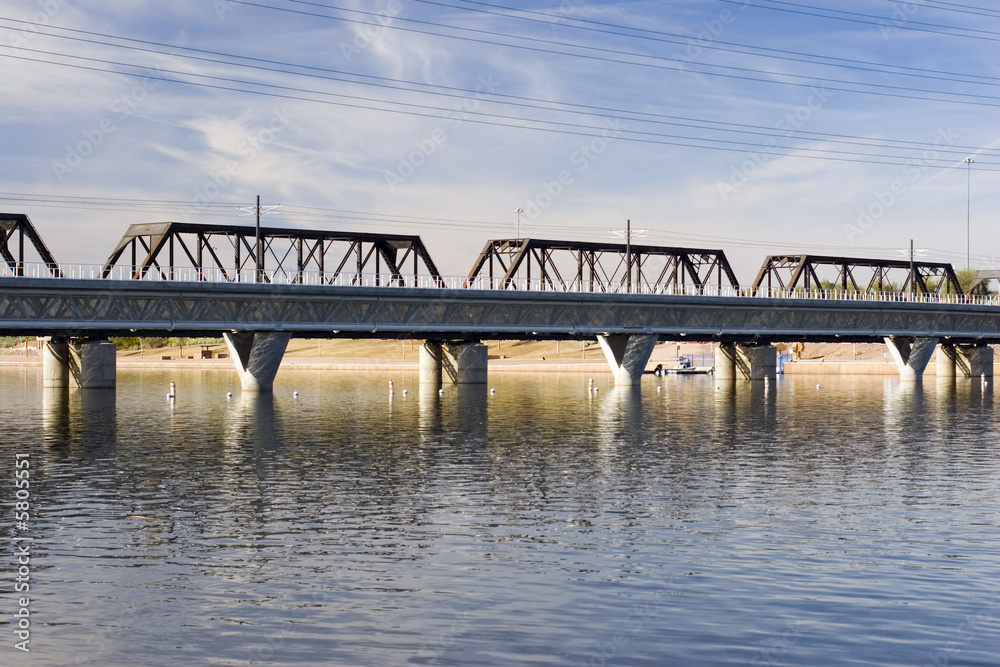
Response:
1,367,998,666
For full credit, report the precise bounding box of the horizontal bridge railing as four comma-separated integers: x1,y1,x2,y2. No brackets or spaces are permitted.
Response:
2,261,998,306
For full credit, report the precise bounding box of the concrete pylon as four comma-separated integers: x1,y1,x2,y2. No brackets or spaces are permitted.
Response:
714,342,737,381
420,340,488,384
937,343,993,379
42,338,70,388
714,342,775,381
884,336,938,381
597,334,658,386
69,340,117,389
419,341,444,385
224,331,291,392
444,342,488,384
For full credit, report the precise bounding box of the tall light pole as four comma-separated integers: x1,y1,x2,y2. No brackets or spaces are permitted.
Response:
515,207,523,239
964,156,974,270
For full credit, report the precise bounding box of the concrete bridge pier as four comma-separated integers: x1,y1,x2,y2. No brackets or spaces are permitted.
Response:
420,340,488,384
224,331,291,392
43,338,116,389
884,336,938,381
714,342,776,381
43,338,70,388
936,343,993,379
597,334,659,386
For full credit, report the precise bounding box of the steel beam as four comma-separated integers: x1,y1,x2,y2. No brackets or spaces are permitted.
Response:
752,255,962,295
3,278,1000,343
466,238,739,292
101,222,442,285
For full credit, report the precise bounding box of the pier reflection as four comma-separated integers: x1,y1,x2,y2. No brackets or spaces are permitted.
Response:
42,387,117,452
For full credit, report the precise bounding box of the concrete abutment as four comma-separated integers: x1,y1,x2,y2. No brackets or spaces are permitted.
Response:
419,340,488,384
43,338,116,389
714,342,776,381
597,334,659,386
224,331,292,392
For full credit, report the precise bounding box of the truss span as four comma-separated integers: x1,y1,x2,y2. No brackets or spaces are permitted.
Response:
465,238,739,293
100,222,443,286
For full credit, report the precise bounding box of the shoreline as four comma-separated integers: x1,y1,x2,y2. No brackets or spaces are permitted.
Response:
3,354,995,376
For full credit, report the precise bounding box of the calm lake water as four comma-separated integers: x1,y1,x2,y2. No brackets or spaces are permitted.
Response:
1,366,998,666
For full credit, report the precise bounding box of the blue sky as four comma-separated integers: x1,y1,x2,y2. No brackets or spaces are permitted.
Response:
1,0,998,279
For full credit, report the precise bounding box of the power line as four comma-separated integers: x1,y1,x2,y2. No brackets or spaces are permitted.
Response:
6,47,1000,171
721,0,1000,41
221,0,1000,106
5,16,999,159
417,0,1000,85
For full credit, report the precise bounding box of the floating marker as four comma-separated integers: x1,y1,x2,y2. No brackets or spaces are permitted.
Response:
816,383,821,389
438,388,444,395
389,380,394,392
588,378,594,391
293,391,299,398
168,381,176,398
656,386,661,392
402,389,408,396
490,388,496,395
226,392,233,399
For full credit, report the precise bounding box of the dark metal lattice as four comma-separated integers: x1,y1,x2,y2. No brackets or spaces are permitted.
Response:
465,239,739,292
100,222,442,285
0,213,62,277
751,255,962,295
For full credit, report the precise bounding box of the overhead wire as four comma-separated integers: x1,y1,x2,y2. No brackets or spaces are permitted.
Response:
3,15,999,160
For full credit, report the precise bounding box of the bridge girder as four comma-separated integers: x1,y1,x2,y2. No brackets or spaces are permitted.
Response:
100,222,442,285
0,213,62,277
3,277,999,344
751,254,962,295
465,239,739,292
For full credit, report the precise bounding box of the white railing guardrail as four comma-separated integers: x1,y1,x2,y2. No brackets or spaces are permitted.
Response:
1,261,998,306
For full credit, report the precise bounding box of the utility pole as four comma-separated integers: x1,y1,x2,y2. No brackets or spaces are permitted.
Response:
626,218,632,292
238,196,280,283
610,220,646,293
909,238,914,298
965,156,974,270
255,194,262,282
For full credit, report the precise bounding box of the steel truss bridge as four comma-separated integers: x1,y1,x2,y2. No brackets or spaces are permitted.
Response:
1,214,998,341
2,213,1000,388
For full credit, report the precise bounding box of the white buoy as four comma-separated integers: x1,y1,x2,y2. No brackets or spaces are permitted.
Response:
438,388,444,395
490,388,496,395
816,383,821,389
593,387,598,393
293,391,299,398
715,385,720,391
656,386,661,392
226,392,232,399
402,389,408,396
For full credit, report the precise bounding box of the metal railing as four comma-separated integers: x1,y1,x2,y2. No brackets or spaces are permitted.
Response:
2,261,998,306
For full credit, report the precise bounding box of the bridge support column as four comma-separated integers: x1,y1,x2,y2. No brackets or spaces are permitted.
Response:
420,341,488,384
419,341,444,385
444,342,488,384
714,343,737,381
937,343,993,379
69,340,117,389
598,334,658,386
714,342,775,381
884,336,938,381
42,338,70,388
224,331,291,392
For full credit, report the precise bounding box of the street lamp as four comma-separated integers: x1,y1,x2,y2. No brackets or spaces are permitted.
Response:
964,156,974,270
515,207,523,239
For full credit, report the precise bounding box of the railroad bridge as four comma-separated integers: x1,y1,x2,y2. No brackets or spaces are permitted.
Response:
2,213,999,391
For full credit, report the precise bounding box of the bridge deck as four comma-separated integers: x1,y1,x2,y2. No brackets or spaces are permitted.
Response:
2,276,999,343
